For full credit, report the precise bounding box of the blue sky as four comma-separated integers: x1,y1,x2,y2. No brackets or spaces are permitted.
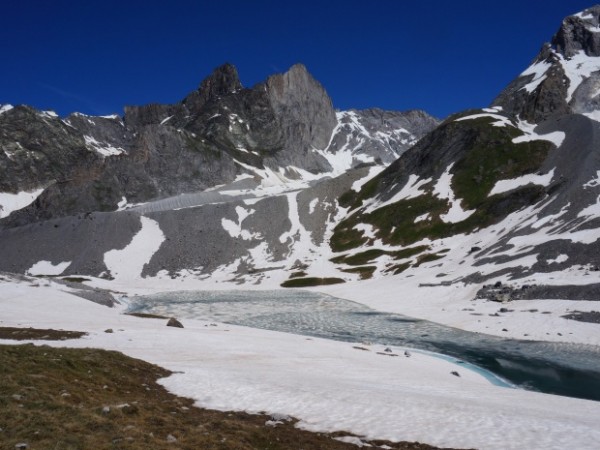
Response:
0,1,594,118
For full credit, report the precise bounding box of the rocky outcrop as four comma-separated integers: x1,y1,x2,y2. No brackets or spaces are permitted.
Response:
493,5,600,123
1,63,437,227
266,64,336,150
553,6,600,57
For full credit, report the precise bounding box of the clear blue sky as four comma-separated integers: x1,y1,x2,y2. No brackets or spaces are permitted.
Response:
0,1,594,119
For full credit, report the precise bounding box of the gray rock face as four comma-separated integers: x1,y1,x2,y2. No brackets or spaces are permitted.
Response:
326,108,439,166
493,6,600,123
553,6,600,57
263,64,337,172
1,63,437,228
166,318,184,328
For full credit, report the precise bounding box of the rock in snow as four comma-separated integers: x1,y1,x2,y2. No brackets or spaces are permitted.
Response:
166,318,184,328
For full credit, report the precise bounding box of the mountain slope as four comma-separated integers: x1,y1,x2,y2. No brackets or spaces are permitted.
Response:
0,64,438,284
329,6,600,298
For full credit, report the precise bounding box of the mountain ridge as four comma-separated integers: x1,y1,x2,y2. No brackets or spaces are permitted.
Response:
2,7,600,315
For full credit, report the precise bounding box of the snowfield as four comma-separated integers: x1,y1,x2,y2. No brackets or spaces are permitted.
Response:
1,276,600,450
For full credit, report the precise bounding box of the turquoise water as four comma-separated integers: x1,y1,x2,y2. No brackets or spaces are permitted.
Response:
127,289,600,401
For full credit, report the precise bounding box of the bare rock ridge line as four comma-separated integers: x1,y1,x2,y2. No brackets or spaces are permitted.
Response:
2,6,600,298
0,63,436,227
493,5,600,122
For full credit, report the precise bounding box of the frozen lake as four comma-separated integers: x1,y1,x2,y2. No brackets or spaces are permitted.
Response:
128,289,600,401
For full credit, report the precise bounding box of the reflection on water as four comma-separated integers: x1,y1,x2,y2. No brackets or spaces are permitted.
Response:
128,290,600,401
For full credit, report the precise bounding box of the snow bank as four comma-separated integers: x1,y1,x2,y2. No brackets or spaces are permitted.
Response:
1,278,599,450
26,260,71,276
433,163,475,223
84,135,126,157
103,216,165,280
0,188,45,219
489,168,555,196
0,104,14,115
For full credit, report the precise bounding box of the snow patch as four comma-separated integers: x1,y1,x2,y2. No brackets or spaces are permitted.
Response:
583,170,600,188
221,206,260,240
0,104,14,115
366,174,432,213
455,113,513,127
558,50,600,102
40,110,58,119
351,165,385,192
103,216,165,280
513,121,565,147
489,168,555,196
26,260,71,276
546,254,568,265
414,213,431,223
519,60,552,93
0,188,45,219
84,135,126,157
433,164,475,223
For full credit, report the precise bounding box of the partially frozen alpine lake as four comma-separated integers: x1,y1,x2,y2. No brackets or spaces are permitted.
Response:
127,289,600,401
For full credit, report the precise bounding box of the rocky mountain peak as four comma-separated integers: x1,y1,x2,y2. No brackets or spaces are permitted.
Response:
183,63,243,113
196,63,242,100
552,5,600,57
265,63,337,153
492,6,600,123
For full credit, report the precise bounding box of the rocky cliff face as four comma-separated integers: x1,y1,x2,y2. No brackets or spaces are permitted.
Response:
0,64,437,226
493,5,600,122
327,6,600,298
5,7,599,301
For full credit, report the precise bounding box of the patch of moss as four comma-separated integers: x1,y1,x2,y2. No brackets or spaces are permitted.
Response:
61,276,91,283
330,217,369,252
331,118,552,252
281,277,346,288
331,245,429,266
340,266,377,280
0,327,86,341
414,253,445,267
451,118,552,208
289,271,308,279
2,344,439,450
384,262,411,275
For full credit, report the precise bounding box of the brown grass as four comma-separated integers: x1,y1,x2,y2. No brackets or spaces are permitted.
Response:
0,327,86,341
0,331,457,450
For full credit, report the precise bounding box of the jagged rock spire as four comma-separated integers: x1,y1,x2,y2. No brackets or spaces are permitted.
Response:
552,5,600,57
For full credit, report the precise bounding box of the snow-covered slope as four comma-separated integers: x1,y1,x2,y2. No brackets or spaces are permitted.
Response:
2,274,600,450
2,8,600,345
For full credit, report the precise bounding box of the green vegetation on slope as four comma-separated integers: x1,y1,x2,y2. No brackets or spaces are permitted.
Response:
331,117,552,252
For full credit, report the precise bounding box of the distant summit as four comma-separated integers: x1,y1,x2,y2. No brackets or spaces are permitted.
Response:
494,5,600,122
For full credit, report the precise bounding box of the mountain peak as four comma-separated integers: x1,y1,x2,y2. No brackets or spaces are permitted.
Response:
197,63,242,98
552,5,600,57
182,63,243,112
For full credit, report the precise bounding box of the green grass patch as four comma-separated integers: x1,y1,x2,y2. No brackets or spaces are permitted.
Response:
281,277,346,288
331,117,552,252
414,253,446,267
340,266,377,280
289,271,308,279
61,277,92,283
331,246,429,266
0,327,86,341
384,262,411,275
451,118,552,209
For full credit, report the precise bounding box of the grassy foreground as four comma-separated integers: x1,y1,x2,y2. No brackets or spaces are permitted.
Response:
0,331,454,450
